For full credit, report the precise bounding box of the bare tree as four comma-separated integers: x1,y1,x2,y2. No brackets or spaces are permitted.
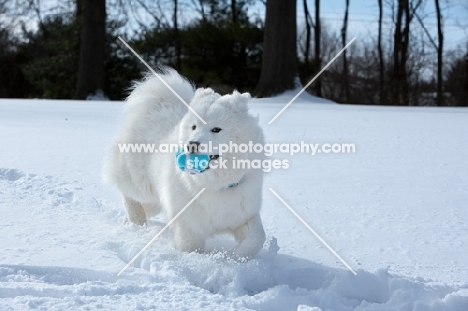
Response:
393,0,406,105
414,0,444,106
75,0,106,99
392,0,422,105
434,0,443,106
190,0,207,20
303,0,312,78
314,0,321,97
378,0,385,104
254,0,297,97
341,0,350,102
465,53,468,106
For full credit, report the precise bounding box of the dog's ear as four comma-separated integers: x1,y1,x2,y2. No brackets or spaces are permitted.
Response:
191,88,218,105
228,91,250,114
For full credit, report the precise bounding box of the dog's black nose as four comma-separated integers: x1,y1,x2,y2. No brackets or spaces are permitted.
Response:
186,141,200,154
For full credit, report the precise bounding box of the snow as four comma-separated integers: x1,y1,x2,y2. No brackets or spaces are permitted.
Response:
86,90,109,101
1,96,467,310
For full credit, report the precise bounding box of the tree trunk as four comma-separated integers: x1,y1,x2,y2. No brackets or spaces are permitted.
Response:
254,0,297,97
341,0,350,102
393,0,404,105
74,0,106,99
465,53,468,106
378,0,385,105
435,0,443,106
303,0,312,79
314,0,321,97
401,0,410,105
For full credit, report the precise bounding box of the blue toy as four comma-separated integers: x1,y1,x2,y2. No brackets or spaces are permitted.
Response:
174,148,211,174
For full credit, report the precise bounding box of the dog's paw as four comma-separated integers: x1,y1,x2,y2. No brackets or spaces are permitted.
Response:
123,214,147,226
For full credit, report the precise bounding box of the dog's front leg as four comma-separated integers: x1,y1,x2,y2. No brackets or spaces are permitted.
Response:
173,223,205,253
233,214,266,258
123,196,147,226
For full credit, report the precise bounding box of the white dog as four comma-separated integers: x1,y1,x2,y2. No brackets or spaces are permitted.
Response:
104,69,266,258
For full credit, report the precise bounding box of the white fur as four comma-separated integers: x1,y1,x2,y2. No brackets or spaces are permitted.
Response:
103,69,266,258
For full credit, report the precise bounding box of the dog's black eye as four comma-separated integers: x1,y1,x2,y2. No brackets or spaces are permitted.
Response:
211,127,222,133
191,125,196,130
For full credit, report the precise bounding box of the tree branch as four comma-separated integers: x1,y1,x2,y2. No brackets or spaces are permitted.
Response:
414,12,437,50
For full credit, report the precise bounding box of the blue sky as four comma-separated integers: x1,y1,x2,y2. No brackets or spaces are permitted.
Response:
249,0,468,51
302,0,468,49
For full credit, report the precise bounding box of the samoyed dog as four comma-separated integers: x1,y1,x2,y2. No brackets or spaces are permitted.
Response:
104,68,266,258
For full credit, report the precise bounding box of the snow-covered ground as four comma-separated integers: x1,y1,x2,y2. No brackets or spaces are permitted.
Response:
1,93,467,310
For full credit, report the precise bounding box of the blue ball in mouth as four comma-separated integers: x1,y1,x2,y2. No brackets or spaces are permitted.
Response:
174,148,211,174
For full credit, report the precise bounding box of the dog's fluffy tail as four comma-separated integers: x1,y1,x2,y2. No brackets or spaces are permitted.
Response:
102,68,194,190
121,68,195,142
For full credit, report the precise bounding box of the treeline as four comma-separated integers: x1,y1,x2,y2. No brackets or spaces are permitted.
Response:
0,0,467,106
